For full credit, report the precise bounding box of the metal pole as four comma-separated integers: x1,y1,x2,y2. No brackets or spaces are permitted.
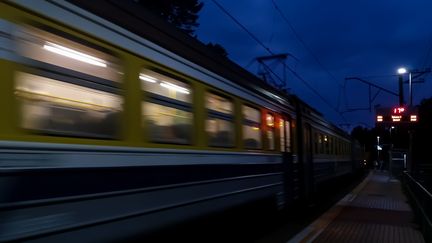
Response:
398,74,404,106
377,136,380,170
409,72,412,107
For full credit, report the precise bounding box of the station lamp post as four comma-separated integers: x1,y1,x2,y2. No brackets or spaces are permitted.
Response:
397,67,406,106
397,67,413,107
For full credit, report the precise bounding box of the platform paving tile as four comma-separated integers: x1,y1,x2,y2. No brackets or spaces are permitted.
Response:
312,172,425,243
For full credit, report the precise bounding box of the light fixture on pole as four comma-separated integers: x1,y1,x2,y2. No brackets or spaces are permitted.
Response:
397,67,407,106
397,67,407,74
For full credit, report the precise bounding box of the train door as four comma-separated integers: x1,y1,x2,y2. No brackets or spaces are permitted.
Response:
280,116,302,206
303,123,314,202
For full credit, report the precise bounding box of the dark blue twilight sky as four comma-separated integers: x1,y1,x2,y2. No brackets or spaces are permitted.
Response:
195,0,432,131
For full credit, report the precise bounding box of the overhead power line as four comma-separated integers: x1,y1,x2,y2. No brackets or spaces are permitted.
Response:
210,0,346,122
270,0,342,88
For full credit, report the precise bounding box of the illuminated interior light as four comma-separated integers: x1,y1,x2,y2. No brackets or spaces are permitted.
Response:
160,81,190,94
377,115,383,122
252,127,260,131
410,115,417,122
266,115,274,127
43,42,107,67
324,136,328,142
139,74,157,83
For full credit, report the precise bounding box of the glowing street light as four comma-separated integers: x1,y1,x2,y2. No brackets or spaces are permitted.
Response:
397,67,408,106
397,67,407,74
397,67,414,106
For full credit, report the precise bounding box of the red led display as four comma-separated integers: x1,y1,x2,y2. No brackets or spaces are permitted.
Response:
393,107,405,114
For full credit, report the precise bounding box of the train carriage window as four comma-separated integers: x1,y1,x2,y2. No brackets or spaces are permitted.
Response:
280,119,285,152
329,137,333,155
206,93,234,147
243,105,260,123
243,105,261,149
319,134,324,154
16,26,121,82
140,70,190,103
266,113,275,150
206,119,234,147
206,93,233,114
13,25,123,139
143,103,192,144
15,73,122,138
140,69,192,144
324,135,329,154
285,120,291,152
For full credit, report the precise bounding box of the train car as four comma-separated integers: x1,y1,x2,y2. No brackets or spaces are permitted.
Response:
0,1,297,241
291,96,355,200
0,0,356,241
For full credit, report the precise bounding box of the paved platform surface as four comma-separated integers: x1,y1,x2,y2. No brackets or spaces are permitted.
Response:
289,171,425,243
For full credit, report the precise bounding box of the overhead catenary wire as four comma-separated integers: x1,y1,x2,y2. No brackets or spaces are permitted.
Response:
271,0,343,88
210,0,347,122
421,37,432,70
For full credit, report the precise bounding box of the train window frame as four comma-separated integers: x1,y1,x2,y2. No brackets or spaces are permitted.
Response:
242,104,262,150
285,119,292,152
15,72,122,139
140,68,193,145
15,24,122,86
13,24,124,139
324,134,330,154
266,112,275,150
279,118,286,152
319,133,324,154
314,132,320,154
205,91,235,148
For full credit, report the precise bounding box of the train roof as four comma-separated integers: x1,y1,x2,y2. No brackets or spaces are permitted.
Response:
65,0,348,137
66,0,293,107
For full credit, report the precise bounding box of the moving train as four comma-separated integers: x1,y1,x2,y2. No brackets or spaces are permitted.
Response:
0,1,363,241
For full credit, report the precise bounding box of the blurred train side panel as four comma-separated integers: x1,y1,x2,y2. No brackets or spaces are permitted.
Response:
0,1,363,241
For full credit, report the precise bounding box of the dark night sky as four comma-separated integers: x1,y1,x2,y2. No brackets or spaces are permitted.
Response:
195,0,432,131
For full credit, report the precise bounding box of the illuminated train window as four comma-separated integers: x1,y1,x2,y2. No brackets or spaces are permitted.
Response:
206,93,234,147
206,93,232,114
243,105,261,149
15,73,122,138
279,119,292,153
143,103,192,144
13,25,123,139
15,25,121,82
280,119,286,152
140,70,190,103
140,69,192,144
266,113,275,150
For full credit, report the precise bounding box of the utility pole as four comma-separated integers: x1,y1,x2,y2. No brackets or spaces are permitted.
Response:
407,68,430,107
256,53,296,91
398,72,404,106
343,77,399,114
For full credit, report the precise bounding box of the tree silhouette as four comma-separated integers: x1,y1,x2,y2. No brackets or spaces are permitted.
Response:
205,42,228,57
134,0,203,35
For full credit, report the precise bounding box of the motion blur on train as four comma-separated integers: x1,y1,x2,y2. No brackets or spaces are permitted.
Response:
0,1,364,241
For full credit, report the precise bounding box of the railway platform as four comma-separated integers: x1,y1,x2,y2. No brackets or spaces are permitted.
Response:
288,170,426,243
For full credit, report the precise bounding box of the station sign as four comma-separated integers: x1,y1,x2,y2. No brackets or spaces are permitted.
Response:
376,106,418,125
